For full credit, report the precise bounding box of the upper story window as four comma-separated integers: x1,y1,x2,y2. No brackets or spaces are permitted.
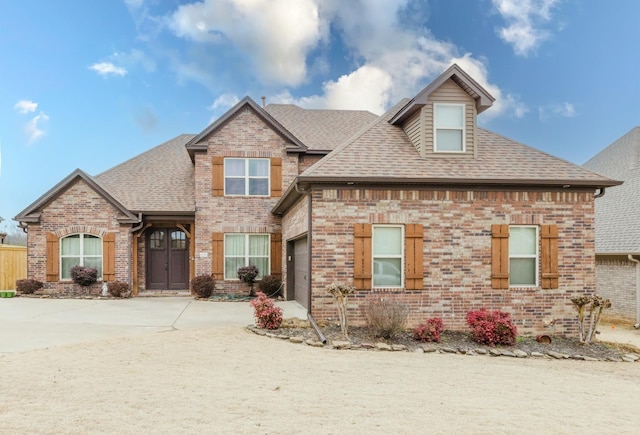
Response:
372,225,404,288
434,103,465,153
60,233,103,280
224,158,270,196
509,226,538,287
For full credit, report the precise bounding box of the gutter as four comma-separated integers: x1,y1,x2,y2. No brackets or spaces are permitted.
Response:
628,255,640,328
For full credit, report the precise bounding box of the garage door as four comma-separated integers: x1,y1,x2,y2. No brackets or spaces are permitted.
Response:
294,238,309,309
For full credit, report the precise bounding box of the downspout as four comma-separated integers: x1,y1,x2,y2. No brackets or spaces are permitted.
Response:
627,255,640,328
129,213,144,296
594,188,606,199
295,181,326,343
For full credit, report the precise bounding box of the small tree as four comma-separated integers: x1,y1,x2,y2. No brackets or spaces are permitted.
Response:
572,294,611,344
326,283,355,336
70,266,98,294
238,265,259,296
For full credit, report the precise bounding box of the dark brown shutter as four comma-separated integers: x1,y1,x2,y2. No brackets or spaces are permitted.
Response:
404,224,424,290
491,224,509,289
540,224,559,289
270,158,282,197
212,157,224,197
354,224,372,290
270,233,282,279
46,232,59,282
212,232,224,280
102,233,115,282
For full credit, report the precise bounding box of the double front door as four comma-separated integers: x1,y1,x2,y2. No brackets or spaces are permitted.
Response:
147,228,189,290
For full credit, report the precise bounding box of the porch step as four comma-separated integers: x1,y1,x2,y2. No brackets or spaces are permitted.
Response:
137,290,193,297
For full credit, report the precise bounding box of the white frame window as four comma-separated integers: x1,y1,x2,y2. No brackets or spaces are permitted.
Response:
508,226,538,287
60,233,103,280
224,158,270,196
224,234,270,280
372,225,404,288
434,103,465,153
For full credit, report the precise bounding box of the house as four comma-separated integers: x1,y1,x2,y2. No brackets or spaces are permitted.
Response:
15,65,620,334
583,127,640,326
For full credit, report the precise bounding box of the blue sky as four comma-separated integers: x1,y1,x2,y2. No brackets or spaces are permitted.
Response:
1,0,639,229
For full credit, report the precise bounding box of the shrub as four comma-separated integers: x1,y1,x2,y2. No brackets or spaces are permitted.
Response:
16,279,43,294
363,298,408,339
107,281,130,298
258,275,282,296
70,266,98,287
250,291,283,330
191,274,215,298
466,309,517,346
413,317,444,343
237,265,259,284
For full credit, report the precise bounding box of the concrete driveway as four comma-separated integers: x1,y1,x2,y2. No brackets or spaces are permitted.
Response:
0,296,306,353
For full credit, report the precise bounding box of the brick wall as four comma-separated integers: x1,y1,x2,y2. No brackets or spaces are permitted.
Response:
306,188,596,335
595,256,637,321
26,179,131,295
193,106,290,294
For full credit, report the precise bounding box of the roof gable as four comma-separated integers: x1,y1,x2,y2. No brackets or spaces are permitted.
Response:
14,169,138,224
185,96,307,161
390,63,495,125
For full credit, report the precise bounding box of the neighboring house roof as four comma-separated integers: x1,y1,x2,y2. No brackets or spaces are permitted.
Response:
584,127,640,254
185,97,308,161
96,134,196,215
14,169,138,224
265,104,378,152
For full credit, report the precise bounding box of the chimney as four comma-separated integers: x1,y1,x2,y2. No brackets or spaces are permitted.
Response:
261,96,266,108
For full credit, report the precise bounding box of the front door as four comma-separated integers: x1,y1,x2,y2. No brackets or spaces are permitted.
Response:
147,228,189,290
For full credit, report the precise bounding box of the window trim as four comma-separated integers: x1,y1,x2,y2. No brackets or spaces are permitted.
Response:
434,103,466,153
59,233,103,281
224,158,270,197
372,225,404,289
223,233,271,280
508,225,539,288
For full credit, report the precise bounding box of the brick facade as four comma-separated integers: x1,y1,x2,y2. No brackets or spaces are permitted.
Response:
26,179,131,294
306,188,595,335
595,256,637,321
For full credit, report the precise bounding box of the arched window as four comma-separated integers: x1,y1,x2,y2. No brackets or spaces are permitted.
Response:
60,234,103,280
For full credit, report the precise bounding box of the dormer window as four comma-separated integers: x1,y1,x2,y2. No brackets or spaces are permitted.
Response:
434,104,465,153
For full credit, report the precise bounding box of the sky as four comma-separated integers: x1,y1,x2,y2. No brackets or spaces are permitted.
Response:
1,0,639,229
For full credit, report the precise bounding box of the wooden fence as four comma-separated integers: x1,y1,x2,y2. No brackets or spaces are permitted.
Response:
0,245,27,290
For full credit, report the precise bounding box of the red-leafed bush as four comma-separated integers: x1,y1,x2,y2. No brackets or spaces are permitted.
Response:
70,266,98,287
466,309,517,346
412,317,444,343
16,279,43,294
250,291,283,330
191,274,215,298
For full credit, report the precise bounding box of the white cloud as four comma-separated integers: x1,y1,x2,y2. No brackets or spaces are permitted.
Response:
492,0,560,56
89,62,128,77
168,0,324,86
124,0,144,9
25,112,49,143
539,102,576,120
210,93,240,112
14,100,38,114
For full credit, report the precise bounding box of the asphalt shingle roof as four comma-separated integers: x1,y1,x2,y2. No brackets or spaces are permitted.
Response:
266,104,378,151
584,127,640,253
95,134,196,213
302,101,617,185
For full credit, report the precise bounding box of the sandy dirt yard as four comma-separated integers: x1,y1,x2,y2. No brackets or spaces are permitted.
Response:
0,326,638,434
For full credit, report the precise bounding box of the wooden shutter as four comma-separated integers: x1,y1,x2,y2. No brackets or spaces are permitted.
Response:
102,233,116,282
491,224,509,289
212,232,224,280
540,224,559,289
270,158,282,197
404,224,424,290
353,224,372,290
270,233,282,279
46,232,59,282
212,156,224,196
